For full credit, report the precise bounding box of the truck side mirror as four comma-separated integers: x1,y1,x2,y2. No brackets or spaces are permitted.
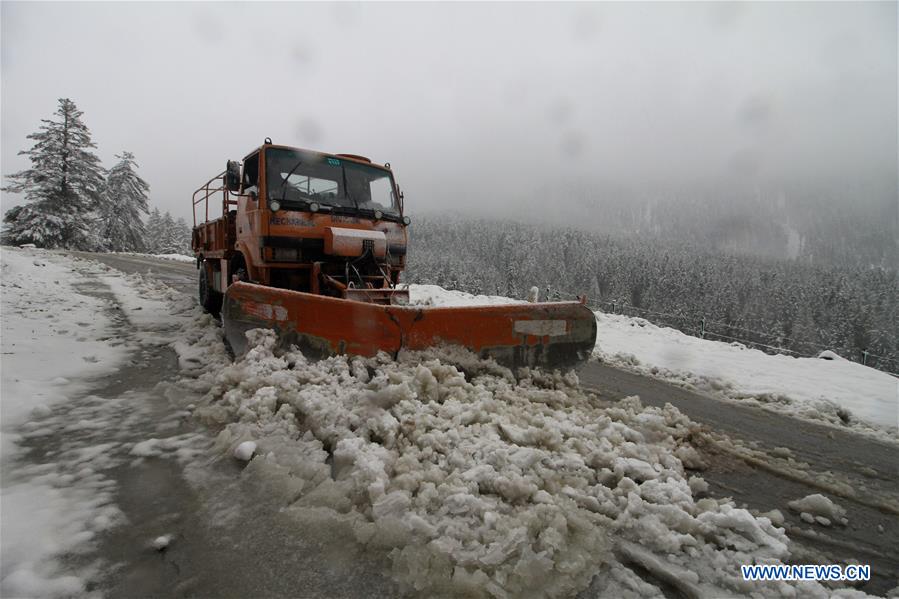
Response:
225,160,241,192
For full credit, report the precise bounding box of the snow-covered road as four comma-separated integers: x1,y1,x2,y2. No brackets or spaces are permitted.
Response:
3,249,397,598
3,249,897,597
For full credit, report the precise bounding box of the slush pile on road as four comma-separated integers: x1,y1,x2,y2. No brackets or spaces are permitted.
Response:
190,331,861,598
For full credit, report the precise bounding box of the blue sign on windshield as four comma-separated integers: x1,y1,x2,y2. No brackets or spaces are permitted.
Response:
327,158,341,166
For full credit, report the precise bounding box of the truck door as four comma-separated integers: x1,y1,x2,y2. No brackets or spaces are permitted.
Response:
236,151,262,275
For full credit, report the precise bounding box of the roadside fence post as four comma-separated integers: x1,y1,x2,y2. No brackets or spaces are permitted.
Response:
700,317,706,339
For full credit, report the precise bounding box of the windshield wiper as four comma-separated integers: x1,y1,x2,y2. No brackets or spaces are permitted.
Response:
278,159,303,202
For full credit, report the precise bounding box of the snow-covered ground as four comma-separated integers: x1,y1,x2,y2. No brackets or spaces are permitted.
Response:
0,247,207,597
1,249,128,596
0,251,126,455
591,313,898,439
408,285,897,440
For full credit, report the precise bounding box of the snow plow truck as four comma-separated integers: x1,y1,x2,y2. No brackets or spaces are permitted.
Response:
191,139,597,368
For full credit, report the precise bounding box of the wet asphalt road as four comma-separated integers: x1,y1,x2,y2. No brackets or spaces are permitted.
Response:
577,365,899,509
64,251,899,595
578,364,899,594
70,251,199,296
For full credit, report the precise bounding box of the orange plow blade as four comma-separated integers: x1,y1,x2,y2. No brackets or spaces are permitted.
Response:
222,282,597,369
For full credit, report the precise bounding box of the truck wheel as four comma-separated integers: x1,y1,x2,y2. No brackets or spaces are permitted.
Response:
199,263,223,316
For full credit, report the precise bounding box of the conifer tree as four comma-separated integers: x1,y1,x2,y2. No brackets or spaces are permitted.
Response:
145,207,163,252
159,211,179,253
100,151,150,251
175,217,192,255
2,98,106,248
154,211,192,255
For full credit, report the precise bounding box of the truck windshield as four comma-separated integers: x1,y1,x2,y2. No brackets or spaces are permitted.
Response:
266,148,399,216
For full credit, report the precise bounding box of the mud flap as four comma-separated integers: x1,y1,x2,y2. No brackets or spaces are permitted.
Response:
222,282,597,369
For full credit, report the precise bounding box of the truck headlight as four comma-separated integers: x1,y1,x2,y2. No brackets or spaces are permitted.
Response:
309,202,319,213
269,200,281,212
403,216,411,225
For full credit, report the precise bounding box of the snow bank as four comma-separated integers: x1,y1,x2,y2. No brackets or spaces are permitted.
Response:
191,329,847,597
114,251,194,263
592,313,898,437
408,284,526,307
149,253,194,263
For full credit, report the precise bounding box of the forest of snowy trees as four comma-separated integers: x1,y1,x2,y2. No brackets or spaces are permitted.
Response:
1,98,191,255
405,216,898,374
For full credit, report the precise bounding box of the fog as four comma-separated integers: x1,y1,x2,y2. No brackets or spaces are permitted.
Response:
2,2,896,226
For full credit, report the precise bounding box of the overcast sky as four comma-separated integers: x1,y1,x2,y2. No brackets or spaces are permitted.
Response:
2,1,896,224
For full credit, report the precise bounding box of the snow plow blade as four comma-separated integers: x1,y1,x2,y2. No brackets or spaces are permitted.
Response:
222,282,597,369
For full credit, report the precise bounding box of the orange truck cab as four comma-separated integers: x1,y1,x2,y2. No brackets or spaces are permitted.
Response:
192,139,411,313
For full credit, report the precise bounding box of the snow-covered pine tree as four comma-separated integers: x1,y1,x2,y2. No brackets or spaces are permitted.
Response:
174,217,192,255
159,211,181,254
100,151,150,252
145,207,163,253
2,98,106,249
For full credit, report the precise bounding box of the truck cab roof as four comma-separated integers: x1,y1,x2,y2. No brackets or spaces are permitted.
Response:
245,143,393,174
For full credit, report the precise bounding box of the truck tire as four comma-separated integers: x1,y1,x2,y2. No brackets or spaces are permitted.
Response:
199,263,223,316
